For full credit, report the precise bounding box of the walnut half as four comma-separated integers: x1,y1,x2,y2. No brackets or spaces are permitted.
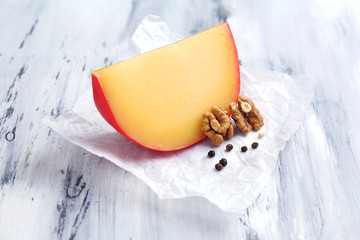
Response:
230,96,264,134
201,106,233,147
229,102,252,134
238,96,264,131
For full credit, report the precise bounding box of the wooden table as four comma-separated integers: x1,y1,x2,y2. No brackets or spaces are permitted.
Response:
1,0,360,239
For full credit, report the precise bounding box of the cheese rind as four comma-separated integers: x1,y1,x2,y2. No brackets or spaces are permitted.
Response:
92,22,240,151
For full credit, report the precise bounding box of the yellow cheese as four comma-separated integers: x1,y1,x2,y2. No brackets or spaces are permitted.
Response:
92,22,240,151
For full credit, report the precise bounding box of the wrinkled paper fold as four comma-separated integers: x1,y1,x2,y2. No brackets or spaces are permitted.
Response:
43,15,314,213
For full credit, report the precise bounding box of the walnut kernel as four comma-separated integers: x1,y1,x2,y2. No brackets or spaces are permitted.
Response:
230,96,264,134
201,106,233,146
229,102,252,134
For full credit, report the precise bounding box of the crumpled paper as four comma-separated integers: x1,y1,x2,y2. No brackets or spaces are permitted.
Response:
43,15,314,213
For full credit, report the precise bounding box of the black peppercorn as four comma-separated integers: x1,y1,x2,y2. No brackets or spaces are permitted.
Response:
226,144,233,151
241,146,248,152
215,163,223,171
219,158,227,166
208,150,215,158
251,142,259,149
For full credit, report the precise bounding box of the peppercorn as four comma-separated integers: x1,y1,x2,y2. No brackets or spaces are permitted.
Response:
241,146,248,152
251,142,259,149
226,144,233,151
208,150,215,158
219,158,227,166
215,163,223,171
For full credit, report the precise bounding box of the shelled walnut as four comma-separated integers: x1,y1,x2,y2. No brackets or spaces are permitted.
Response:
229,102,252,134
230,96,264,134
201,106,233,147
239,96,264,130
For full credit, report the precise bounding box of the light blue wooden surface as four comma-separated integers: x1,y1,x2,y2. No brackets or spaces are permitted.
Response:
0,0,360,239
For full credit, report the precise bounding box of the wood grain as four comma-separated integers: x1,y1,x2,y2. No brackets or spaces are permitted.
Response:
0,0,359,239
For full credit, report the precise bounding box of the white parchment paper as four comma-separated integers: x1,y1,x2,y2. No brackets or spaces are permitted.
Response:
43,15,314,213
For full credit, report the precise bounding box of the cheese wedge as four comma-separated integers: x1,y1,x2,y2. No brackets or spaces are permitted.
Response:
92,22,240,151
